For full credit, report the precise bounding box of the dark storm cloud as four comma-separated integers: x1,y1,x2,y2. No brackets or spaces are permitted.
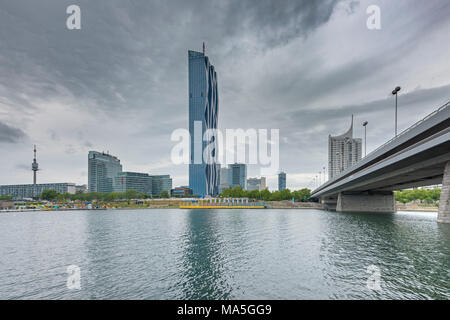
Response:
0,0,346,116
220,0,343,46
0,121,26,143
280,84,450,134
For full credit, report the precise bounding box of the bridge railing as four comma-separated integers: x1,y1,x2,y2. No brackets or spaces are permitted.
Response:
366,100,450,158
312,100,450,196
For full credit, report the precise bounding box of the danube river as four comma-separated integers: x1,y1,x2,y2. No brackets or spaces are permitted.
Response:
0,209,448,300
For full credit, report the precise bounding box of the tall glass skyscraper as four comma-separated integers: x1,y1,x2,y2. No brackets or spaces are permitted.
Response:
188,48,219,197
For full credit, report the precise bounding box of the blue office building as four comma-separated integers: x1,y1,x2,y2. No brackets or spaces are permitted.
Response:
278,172,287,191
188,47,219,197
230,164,247,189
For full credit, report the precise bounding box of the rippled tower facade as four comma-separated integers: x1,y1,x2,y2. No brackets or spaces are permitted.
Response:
188,49,219,197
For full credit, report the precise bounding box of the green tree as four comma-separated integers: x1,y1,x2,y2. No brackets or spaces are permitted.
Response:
160,190,170,198
247,189,260,200
260,189,271,201
395,188,441,203
41,190,59,201
230,186,244,198
280,188,292,200
124,190,138,200
292,188,311,202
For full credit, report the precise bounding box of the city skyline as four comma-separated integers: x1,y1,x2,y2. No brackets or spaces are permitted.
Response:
1,1,450,191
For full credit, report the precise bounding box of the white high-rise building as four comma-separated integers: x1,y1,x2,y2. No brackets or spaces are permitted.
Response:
328,116,362,179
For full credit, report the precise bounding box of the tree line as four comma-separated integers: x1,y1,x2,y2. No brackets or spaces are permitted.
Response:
40,189,170,201
219,186,311,202
394,188,441,204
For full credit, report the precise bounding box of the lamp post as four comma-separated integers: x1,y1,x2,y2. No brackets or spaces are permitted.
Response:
362,121,368,157
392,86,401,137
323,166,326,183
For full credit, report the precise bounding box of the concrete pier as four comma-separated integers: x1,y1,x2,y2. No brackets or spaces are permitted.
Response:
321,196,337,211
438,161,450,224
336,191,396,213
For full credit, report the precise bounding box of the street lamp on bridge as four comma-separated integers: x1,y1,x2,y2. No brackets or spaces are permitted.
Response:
392,86,401,137
362,121,368,157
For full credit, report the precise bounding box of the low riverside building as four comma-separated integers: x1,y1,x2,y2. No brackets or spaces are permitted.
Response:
75,184,87,193
0,200,15,210
171,186,192,196
0,183,76,199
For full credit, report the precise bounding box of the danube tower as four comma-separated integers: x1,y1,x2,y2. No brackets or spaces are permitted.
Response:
32,145,38,185
188,43,219,197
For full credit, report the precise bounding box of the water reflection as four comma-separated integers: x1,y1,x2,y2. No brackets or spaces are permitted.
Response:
318,211,450,299
176,210,232,299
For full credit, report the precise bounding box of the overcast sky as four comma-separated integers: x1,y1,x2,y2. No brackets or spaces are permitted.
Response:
1,0,449,190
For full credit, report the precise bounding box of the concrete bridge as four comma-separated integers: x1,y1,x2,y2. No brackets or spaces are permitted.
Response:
310,101,450,223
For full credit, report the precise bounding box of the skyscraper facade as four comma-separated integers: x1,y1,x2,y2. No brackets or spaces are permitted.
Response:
188,48,219,197
88,151,123,193
219,167,231,186
218,166,231,192
113,172,152,195
247,177,267,191
328,116,362,179
278,172,286,191
150,175,172,196
230,163,247,189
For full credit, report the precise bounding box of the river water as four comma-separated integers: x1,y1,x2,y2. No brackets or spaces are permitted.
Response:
0,209,448,300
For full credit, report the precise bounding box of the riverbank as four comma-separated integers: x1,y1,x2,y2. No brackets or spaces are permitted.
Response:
396,203,438,212
1,199,438,212
267,201,323,209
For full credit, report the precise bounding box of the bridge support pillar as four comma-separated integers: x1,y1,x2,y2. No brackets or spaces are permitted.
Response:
438,161,450,224
321,196,337,211
336,191,396,213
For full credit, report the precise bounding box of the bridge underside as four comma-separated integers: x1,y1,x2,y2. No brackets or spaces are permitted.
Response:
319,159,450,221
332,152,449,193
